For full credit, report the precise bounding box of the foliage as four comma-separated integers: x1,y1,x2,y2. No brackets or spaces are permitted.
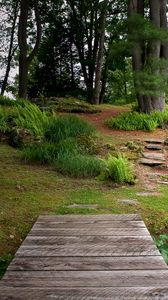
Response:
154,234,168,264
0,95,17,106
105,111,168,131
0,107,8,133
45,115,96,143
31,97,100,114
15,100,49,137
55,152,101,178
100,154,136,184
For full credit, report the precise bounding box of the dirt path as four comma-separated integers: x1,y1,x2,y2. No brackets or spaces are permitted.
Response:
79,107,168,144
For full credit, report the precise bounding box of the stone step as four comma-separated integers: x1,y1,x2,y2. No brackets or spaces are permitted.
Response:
142,152,165,161
144,139,164,144
139,158,165,166
145,144,163,150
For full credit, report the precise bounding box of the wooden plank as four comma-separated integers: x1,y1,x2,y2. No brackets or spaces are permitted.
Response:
8,256,167,271
1,287,168,300
16,242,159,257
28,227,150,236
22,235,155,246
2,270,168,287
37,214,141,222
33,220,146,229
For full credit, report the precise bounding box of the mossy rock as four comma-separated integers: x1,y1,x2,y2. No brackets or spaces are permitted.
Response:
8,127,33,148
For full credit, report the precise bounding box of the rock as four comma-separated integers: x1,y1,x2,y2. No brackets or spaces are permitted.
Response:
144,139,164,144
67,204,98,209
158,181,168,185
136,192,160,197
145,144,163,150
118,199,139,206
139,158,165,166
142,152,165,161
8,127,33,148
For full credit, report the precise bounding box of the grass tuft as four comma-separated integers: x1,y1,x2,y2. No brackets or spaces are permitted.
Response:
55,152,102,178
45,115,96,143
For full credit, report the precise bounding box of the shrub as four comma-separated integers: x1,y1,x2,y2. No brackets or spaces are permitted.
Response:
15,101,49,137
55,152,101,178
45,115,96,143
106,112,160,131
100,154,136,184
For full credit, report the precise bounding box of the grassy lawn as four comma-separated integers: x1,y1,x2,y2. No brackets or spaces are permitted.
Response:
1,142,168,277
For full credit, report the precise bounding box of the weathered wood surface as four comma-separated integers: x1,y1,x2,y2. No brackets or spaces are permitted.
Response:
1,214,168,299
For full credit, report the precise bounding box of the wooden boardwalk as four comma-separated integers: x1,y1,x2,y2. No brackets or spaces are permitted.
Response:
1,214,168,299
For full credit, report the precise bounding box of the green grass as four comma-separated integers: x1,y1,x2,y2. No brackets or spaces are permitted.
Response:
106,110,168,131
55,152,102,178
45,115,96,143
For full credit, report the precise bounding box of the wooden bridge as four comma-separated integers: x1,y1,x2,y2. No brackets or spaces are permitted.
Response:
1,214,168,299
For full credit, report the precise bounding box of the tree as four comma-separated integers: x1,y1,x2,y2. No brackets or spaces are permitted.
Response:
0,0,19,96
18,0,42,98
128,0,168,113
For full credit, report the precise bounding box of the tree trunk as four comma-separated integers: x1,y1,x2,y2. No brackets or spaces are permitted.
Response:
18,0,41,98
92,0,108,104
149,0,165,112
1,1,19,96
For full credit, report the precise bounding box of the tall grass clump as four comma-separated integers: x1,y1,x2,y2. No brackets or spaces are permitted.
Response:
22,142,59,164
100,154,136,184
55,152,101,178
106,112,158,131
45,115,96,143
15,101,49,137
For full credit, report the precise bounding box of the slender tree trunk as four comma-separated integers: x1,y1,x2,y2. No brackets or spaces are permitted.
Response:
1,1,19,96
18,0,41,98
92,0,108,104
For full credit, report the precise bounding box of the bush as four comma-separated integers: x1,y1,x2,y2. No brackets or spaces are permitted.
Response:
15,101,49,137
55,152,102,178
45,115,96,143
106,112,160,131
100,154,136,184
31,97,101,114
